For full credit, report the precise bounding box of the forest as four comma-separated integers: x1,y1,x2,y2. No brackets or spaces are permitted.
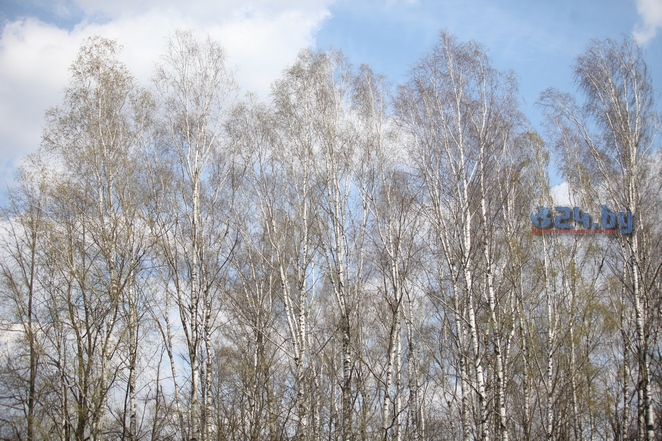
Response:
0,29,660,441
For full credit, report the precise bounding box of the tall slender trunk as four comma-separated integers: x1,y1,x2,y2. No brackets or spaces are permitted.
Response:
164,287,186,438
59,322,69,441
395,327,402,441
126,279,138,441
297,285,309,439
620,282,631,440
463,198,487,440
382,262,402,440
452,278,471,441
326,157,354,441
381,295,401,441
542,235,555,440
520,308,532,440
204,291,213,441
455,127,488,440
342,315,352,441
405,296,422,441
569,320,580,440
629,234,654,441
189,167,202,441
27,231,37,441
480,161,508,441
566,254,581,441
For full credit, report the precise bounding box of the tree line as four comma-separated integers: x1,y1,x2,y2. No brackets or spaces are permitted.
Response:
0,29,660,441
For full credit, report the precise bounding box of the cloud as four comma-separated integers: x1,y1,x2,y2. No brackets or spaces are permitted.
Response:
0,18,79,169
550,181,573,206
0,1,334,189
213,9,330,93
633,0,662,44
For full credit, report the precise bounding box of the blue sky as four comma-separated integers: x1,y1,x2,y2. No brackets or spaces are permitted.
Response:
315,0,661,123
1,0,661,192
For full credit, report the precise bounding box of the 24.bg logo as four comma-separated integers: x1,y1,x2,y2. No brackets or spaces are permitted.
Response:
531,206,633,235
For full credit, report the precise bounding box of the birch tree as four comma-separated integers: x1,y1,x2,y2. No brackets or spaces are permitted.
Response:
223,97,294,440
540,36,661,440
310,52,369,441
0,164,50,440
270,49,371,440
150,29,240,441
269,64,329,438
397,31,530,440
352,64,426,441
20,36,153,440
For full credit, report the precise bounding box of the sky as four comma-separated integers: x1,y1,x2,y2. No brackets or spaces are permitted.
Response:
1,0,662,196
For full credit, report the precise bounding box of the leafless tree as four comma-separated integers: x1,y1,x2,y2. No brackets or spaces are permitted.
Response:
7,36,155,440
397,31,532,441
541,36,661,440
149,29,240,441
0,163,49,440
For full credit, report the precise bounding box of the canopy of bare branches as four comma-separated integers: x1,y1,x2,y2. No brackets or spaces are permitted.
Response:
1,30,660,441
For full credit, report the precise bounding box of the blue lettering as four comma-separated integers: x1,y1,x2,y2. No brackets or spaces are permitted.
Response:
573,207,592,229
618,211,633,234
555,206,571,229
531,205,633,235
601,206,616,229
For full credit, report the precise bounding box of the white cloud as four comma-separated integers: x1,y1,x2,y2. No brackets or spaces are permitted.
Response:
550,181,573,206
212,9,329,93
0,1,334,190
633,0,662,44
0,18,79,171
